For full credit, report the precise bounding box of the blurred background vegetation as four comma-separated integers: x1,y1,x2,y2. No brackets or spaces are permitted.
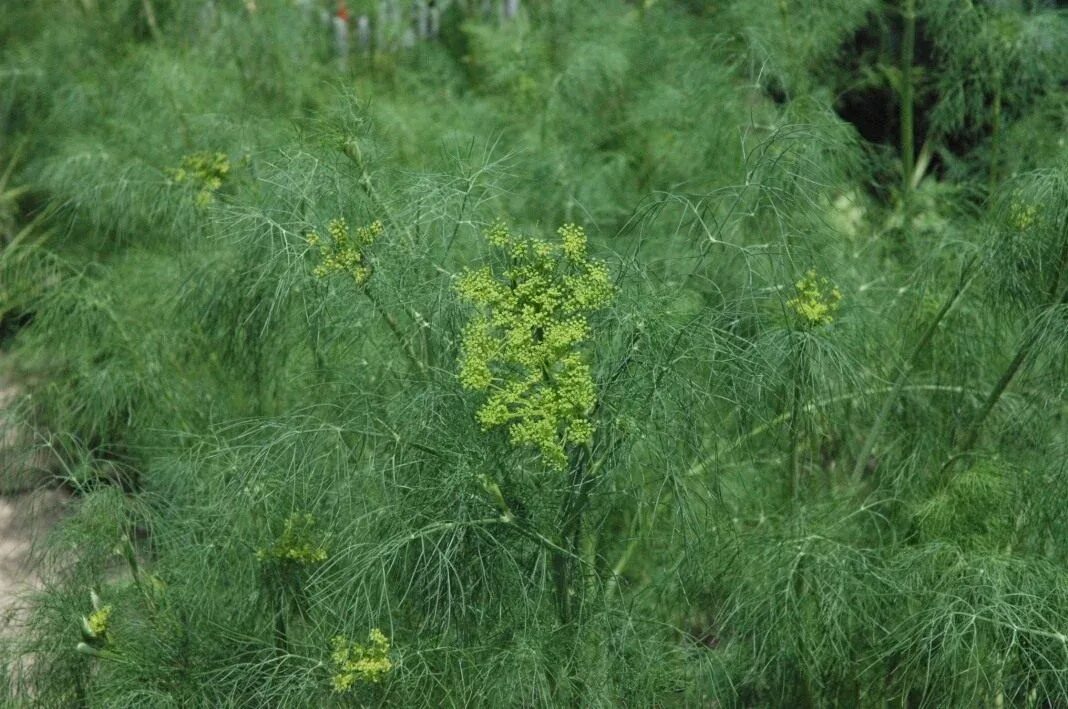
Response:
1,1,1067,706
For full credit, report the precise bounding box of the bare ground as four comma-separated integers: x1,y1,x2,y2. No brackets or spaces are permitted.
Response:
0,370,67,637
0,489,68,628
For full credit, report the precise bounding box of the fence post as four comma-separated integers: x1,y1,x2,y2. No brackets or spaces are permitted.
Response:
333,3,350,70
357,14,371,52
429,0,440,38
416,1,430,39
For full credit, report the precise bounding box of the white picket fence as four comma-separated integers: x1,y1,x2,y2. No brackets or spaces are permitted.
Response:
301,0,523,68
197,1,523,67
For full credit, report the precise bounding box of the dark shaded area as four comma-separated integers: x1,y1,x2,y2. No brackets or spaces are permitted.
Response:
0,311,33,350
831,9,938,171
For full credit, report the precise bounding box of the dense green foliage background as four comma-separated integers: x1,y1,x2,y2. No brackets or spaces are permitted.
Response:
2,1,1067,706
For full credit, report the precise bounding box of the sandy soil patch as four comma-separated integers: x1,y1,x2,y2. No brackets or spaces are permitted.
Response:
0,489,69,629
1,369,66,637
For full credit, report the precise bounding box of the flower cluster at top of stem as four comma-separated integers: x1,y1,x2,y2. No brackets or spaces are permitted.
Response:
306,218,383,285
255,512,328,566
86,606,111,636
1009,200,1039,231
787,269,842,327
330,628,393,692
455,222,614,469
168,151,230,207
79,590,112,650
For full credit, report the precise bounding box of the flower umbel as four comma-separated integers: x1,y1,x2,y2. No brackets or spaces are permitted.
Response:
455,222,614,469
169,151,230,207
1009,201,1038,231
330,628,393,692
255,512,329,566
86,606,111,636
786,269,842,327
306,218,383,285
80,590,112,646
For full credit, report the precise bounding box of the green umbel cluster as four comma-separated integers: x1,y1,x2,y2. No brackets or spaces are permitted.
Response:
76,590,114,657
169,151,230,207
330,629,393,692
306,218,383,285
456,222,614,469
255,512,328,566
1009,200,1039,231
80,591,112,645
786,269,843,327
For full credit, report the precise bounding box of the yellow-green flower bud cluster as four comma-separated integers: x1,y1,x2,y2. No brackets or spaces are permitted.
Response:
330,628,393,692
1009,201,1038,231
87,606,112,636
255,513,328,566
79,590,112,649
169,151,230,207
456,222,614,469
306,218,383,285
786,269,842,327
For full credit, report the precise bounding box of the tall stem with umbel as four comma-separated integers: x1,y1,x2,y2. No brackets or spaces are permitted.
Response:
900,0,917,223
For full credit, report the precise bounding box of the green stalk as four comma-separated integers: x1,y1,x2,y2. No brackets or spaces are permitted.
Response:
731,384,973,454
273,600,290,656
956,331,1034,455
363,285,427,375
955,241,1068,456
141,0,162,40
550,436,621,629
552,443,593,626
342,139,432,365
900,0,916,218
604,496,659,601
850,257,977,482
778,0,794,94
989,80,1003,193
547,441,617,707
343,139,414,248
786,335,805,502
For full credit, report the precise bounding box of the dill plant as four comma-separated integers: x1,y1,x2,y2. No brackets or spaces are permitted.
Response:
2,1,1068,707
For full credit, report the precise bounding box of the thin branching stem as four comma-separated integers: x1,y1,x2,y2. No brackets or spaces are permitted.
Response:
851,256,978,482
363,285,427,375
953,244,1068,458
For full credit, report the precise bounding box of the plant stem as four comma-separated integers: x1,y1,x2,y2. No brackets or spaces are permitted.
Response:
273,600,289,656
955,243,1068,456
956,332,1033,454
141,0,162,40
778,0,794,96
343,139,415,248
342,138,433,364
553,444,590,626
363,286,427,375
604,494,661,601
851,257,977,482
900,0,916,218
728,384,973,455
989,80,1002,193
786,334,805,502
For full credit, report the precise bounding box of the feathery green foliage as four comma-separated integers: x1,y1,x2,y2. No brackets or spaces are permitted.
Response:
2,1,1067,706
